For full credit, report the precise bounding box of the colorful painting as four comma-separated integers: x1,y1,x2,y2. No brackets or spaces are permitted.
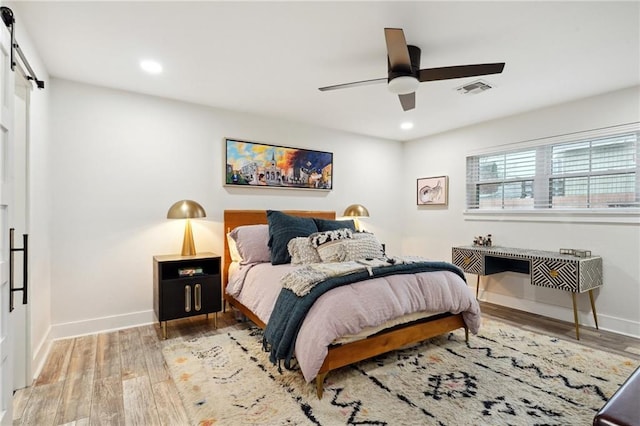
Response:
417,176,448,205
225,139,333,190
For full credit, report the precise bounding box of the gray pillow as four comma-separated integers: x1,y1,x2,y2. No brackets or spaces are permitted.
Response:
267,210,318,265
228,224,271,265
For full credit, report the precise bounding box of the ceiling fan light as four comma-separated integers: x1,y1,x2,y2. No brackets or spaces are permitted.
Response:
388,76,419,95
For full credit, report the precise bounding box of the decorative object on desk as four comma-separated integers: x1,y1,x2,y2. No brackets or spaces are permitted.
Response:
560,248,592,258
417,175,448,205
162,317,636,425
574,249,592,258
343,203,369,231
225,138,333,190
473,234,492,246
167,200,206,256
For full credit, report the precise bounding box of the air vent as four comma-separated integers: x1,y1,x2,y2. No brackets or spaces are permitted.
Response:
456,79,493,95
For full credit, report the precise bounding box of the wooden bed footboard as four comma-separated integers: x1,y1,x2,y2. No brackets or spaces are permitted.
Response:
228,289,467,399
316,313,467,398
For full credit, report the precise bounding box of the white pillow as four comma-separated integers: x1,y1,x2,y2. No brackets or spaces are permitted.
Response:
288,237,322,264
227,233,242,262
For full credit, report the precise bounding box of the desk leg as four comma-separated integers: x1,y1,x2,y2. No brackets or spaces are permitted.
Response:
162,321,167,340
588,290,599,330
476,275,480,299
571,293,580,340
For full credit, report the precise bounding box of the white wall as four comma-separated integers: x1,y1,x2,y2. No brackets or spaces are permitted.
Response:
47,81,640,342
403,86,640,337
49,78,404,338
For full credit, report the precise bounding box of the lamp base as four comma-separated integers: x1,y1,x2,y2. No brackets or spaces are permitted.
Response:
181,219,196,256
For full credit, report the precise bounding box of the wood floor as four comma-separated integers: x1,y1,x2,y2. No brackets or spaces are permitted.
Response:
13,302,640,425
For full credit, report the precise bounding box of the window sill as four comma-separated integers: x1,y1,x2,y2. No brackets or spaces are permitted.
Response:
463,209,640,224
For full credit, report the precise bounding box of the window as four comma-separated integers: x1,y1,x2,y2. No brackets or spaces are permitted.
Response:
466,125,640,211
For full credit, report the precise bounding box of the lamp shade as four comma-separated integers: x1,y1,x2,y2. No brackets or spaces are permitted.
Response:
343,204,369,218
167,200,206,219
167,200,206,256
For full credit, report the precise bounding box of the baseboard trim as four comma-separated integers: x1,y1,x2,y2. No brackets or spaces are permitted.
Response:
50,309,156,340
31,325,53,383
477,290,640,339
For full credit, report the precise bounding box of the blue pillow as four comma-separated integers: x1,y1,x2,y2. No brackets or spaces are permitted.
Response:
314,217,356,232
267,210,319,265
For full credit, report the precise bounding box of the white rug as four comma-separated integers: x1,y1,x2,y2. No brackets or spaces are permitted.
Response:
162,318,637,425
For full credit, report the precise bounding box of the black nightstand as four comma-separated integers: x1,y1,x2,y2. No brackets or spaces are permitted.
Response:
153,252,222,339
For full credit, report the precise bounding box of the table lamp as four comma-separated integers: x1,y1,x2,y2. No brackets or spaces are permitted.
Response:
343,204,369,231
167,199,206,256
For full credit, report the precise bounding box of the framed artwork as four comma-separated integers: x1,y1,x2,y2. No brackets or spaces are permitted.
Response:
225,138,333,190
417,176,448,205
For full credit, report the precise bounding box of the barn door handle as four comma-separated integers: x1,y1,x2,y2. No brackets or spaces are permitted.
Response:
9,228,28,312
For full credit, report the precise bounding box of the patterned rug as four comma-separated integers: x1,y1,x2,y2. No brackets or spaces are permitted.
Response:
161,318,637,425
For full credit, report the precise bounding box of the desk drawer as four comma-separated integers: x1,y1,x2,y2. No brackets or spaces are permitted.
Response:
452,248,483,274
531,259,579,292
531,256,603,292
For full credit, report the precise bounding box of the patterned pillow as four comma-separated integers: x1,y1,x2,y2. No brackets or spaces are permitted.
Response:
309,228,353,248
287,237,322,265
316,232,384,263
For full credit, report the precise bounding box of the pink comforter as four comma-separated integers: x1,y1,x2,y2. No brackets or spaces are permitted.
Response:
227,262,481,382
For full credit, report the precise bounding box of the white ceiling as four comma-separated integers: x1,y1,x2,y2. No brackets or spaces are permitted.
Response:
9,1,640,141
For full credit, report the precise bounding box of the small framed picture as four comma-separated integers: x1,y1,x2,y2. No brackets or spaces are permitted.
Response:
417,176,448,206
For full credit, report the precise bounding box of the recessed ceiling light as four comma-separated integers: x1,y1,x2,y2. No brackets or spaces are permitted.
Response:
140,60,163,74
400,122,414,130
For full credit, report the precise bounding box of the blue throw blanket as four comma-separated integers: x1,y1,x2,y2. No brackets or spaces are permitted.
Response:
263,260,466,371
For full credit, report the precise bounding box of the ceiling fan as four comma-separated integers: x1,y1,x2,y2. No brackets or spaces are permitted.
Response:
319,28,505,111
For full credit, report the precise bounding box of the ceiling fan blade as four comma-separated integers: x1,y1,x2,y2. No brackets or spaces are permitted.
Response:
319,77,387,92
418,63,505,82
398,92,415,111
384,28,412,73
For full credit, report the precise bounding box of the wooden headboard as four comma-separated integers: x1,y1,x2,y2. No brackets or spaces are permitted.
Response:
222,210,336,292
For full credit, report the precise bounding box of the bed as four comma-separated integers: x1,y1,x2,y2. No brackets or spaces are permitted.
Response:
223,209,481,398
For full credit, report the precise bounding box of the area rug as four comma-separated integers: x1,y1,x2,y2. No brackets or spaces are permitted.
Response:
161,318,638,425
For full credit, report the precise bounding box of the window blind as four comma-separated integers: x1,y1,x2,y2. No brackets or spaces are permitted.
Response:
466,126,640,210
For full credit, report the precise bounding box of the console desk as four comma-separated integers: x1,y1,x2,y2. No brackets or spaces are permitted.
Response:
452,246,603,340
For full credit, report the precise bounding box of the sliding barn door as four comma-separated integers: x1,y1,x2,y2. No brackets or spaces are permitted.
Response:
11,67,29,392
0,16,15,423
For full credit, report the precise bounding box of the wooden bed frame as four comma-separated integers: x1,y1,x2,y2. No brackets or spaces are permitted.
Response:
222,209,468,398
